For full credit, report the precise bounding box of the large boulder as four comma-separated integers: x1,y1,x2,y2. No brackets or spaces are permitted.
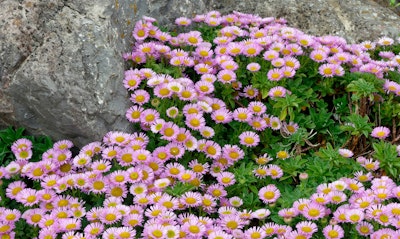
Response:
1,0,399,147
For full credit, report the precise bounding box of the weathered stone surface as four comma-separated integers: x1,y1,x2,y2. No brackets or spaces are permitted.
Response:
1,0,399,146
1,0,131,146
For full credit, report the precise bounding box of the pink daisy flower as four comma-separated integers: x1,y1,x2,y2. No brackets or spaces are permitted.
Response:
319,63,338,77
226,42,242,56
251,208,271,220
123,72,142,91
175,17,192,26
194,63,214,75
202,140,222,159
182,219,206,237
284,56,301,69
233,107,252,122
217,70,236,84
267,68,284,81
339,148,353,158
242,85,259,99
180,191,202,208
185,114,206,130
242,43,262,57
244,226,266,239
126,105,144,123
378,37,394,46
323,225,344,239
154,83,173,98
246,62,261,72
160,122,179,141
140,108,160,125
166,142,185,159
211,108,233,124
185,30,203,46
371,126,390,139
248,101,267,115
268,164,284,179
195,46,214,58
220,60,239,71
310,49,328,62
296,221,318,236
216,172,236,186
302,202,326,220
130,89,150,105
263,50,280,61
239,131,260,147
200,126,215,139
178,87,197,101
222,144,245,163
271,58,285,67
356,221,374,236
16,188,39,207
346,209,365,224
268,86,287,98
258,184,281,204
195,80,215,95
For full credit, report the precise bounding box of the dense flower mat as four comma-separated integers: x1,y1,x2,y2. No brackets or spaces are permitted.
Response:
1,10,400,239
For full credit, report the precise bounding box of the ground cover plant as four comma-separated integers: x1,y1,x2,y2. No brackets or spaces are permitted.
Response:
1,10,400,239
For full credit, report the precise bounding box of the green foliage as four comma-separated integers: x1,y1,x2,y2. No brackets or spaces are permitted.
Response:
389,0,400,7
373,140,400,178
340,114,373,137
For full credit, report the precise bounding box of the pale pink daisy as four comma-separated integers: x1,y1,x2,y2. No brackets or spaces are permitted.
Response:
194,63,214,74
222,144,245,163
199,126,215,139
251,208,271,220
242,85,259,99
178,87,197,101
270,116,282,130
216,172,236,186
267,68,284,81
339,148,353,158
378,37,394,46
175,16,191,26
233,107,252,122
211,108,233,124
217,70,236,84
247,62,261,72
268,164,284,179
126,105,144,123
356,221,374,236
180,191,202,208
296,221,318,236
220,60,239,71
166,142,185,159
202,140,222,159
268,86,287,98
323,225,344,239
371,126,390,139
284,56,301,69
154,83,173,98
253,166,269,178
258,184,281,204
319,63,338,77
271,58,285,68
263,50,280,61
185,114,206,130
248,101,267,115
302,202,326,220
239,131,260,147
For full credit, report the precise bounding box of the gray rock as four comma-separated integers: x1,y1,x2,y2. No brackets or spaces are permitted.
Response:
1,0,399,147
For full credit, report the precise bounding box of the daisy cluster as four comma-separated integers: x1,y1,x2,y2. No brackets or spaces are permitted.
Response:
1,10,400,239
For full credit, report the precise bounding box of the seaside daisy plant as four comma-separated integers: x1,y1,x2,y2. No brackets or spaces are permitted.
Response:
1,10,400,239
